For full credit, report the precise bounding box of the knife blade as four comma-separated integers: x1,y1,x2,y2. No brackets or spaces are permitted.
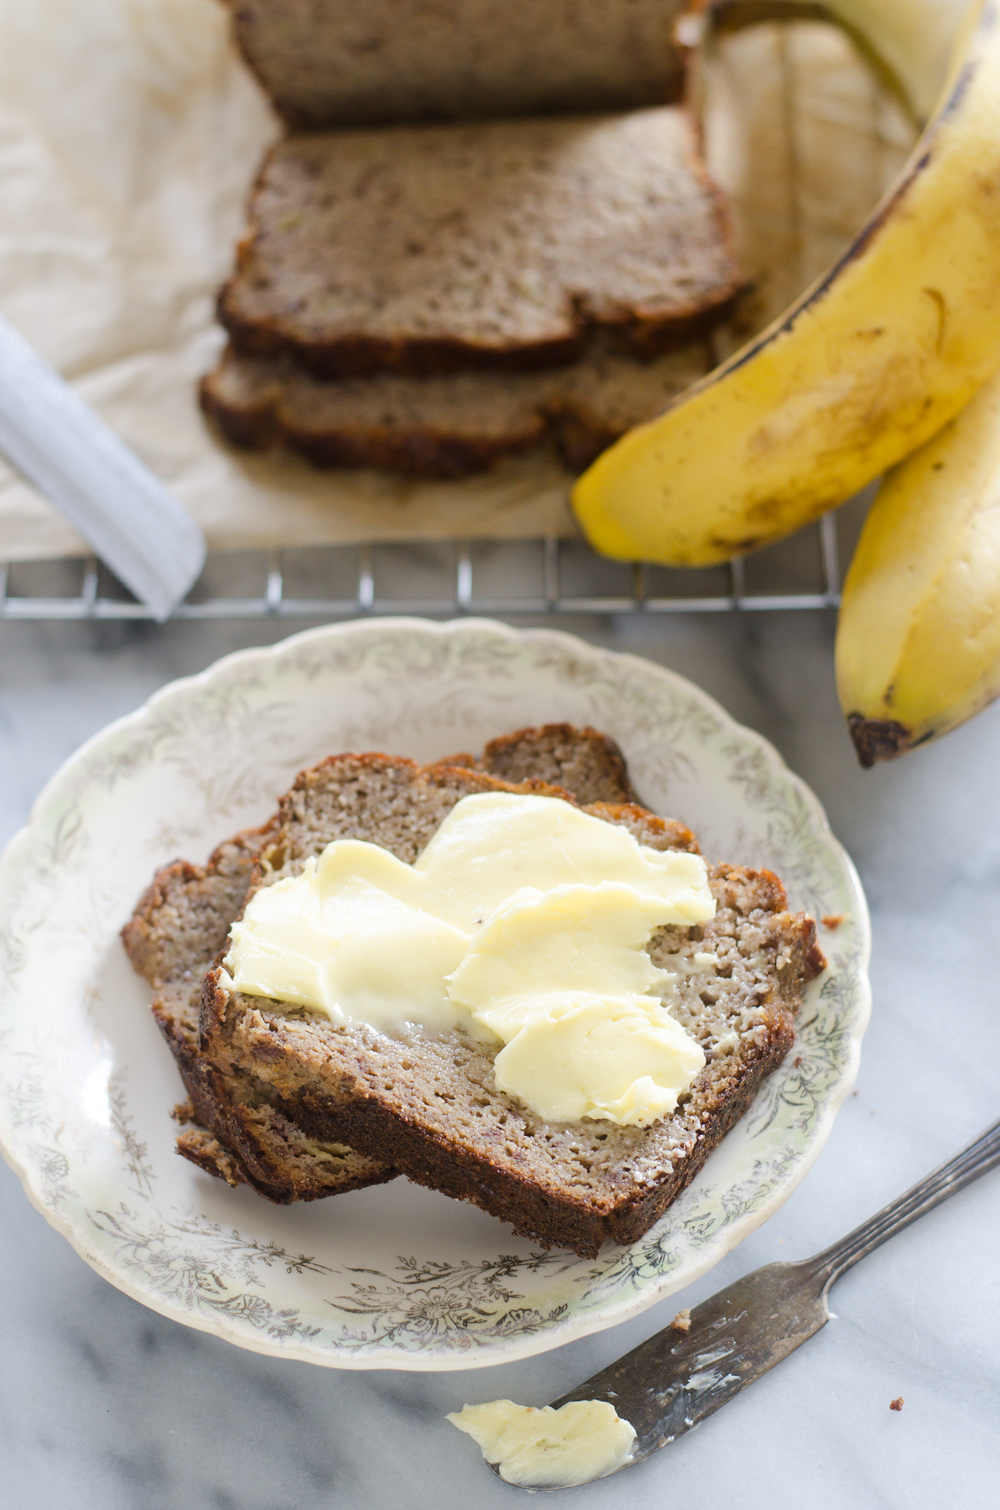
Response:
487,1112,1000,1488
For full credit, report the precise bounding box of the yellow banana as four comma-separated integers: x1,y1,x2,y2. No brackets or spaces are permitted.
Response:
835,362,1000,765
572,0,1000,567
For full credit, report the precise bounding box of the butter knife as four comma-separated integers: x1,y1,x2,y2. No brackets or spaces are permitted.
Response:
0,313,205,621
497,1114,1000,1489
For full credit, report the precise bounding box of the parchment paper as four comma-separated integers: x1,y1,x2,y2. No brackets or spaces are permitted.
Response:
0,0,915,564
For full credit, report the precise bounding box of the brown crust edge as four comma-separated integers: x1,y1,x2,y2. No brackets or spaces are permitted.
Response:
198,367,546,479
480,721,642,805
121,828,396,1203
216,297,742,381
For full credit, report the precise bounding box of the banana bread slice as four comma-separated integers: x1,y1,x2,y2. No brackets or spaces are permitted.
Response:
217,109,740,379
200,753,824,1257
224,0,688,130
199,335,713,477
123,723,642,1197
122,828,395,1201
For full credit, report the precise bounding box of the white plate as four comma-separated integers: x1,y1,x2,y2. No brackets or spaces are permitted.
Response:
0,619,869,1371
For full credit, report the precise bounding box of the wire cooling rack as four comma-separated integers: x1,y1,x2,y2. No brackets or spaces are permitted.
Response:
0,512,849,622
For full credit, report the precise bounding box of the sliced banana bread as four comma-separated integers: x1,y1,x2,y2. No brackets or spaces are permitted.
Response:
123,724,641,1197
122,828,395,1201
224,0,688,130
217,109,740,379
200,334,713,476
200,752,824,1257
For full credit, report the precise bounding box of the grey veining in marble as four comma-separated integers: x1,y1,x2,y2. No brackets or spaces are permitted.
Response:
2,606,999,1510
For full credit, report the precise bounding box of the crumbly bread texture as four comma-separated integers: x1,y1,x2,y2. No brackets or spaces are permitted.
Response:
200,335,713,477
217,111,740,379
201,750,824,1258
122,828,394,1201
224,0,688,130
479,723,641,807
436,723,643,806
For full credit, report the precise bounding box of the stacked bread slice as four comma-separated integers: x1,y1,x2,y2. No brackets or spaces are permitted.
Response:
203,0,740,476
225,0,689,129
124,726,824,1257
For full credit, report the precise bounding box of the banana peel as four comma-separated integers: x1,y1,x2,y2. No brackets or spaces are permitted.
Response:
836,361,1000,765
572,0,1000,567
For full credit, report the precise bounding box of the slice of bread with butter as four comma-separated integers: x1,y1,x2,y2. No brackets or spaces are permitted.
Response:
194,731,824,1257
122,724,640,1198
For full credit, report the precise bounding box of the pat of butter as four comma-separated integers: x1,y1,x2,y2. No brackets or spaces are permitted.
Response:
226,871,472,1033
411,791,715,929
446,1398,636,1487
446,881,678,1009
493,994,707,1124
224,792,713,1125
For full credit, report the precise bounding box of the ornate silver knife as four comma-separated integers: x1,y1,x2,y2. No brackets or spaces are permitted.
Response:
495,1114,1000,1489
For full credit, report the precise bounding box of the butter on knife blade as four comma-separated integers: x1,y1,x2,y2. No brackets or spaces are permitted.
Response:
0,313,206,621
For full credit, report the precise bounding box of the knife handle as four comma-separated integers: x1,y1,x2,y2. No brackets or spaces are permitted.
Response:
808,1115,1000,1288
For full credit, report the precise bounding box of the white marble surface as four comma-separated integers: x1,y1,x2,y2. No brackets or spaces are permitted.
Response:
2,606,998,1509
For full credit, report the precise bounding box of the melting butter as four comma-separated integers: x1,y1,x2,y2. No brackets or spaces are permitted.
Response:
448,882,678,1007
410,791,715,929
223,792,714,1125
446,1398,636,1487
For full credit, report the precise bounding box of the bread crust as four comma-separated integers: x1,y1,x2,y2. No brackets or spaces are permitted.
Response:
122,827,395,1201
198,336,716,478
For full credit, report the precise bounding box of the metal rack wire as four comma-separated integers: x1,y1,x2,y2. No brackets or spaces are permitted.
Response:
0,513,843,622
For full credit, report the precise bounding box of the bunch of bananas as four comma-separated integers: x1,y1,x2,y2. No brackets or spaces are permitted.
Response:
572,0,1000,766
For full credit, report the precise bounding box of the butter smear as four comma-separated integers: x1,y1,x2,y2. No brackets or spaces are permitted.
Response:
446,1398,636,1487
223,792,714,1125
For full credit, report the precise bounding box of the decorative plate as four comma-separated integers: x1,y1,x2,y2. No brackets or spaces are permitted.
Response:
0,619,869,1371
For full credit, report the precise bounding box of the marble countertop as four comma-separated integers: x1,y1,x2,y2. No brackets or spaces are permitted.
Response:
2,605,998,1510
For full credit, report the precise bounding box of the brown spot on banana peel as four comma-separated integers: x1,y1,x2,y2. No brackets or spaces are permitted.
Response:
847,716,939,768
923,287,947,351
711,534,767,555
847,715,916,767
